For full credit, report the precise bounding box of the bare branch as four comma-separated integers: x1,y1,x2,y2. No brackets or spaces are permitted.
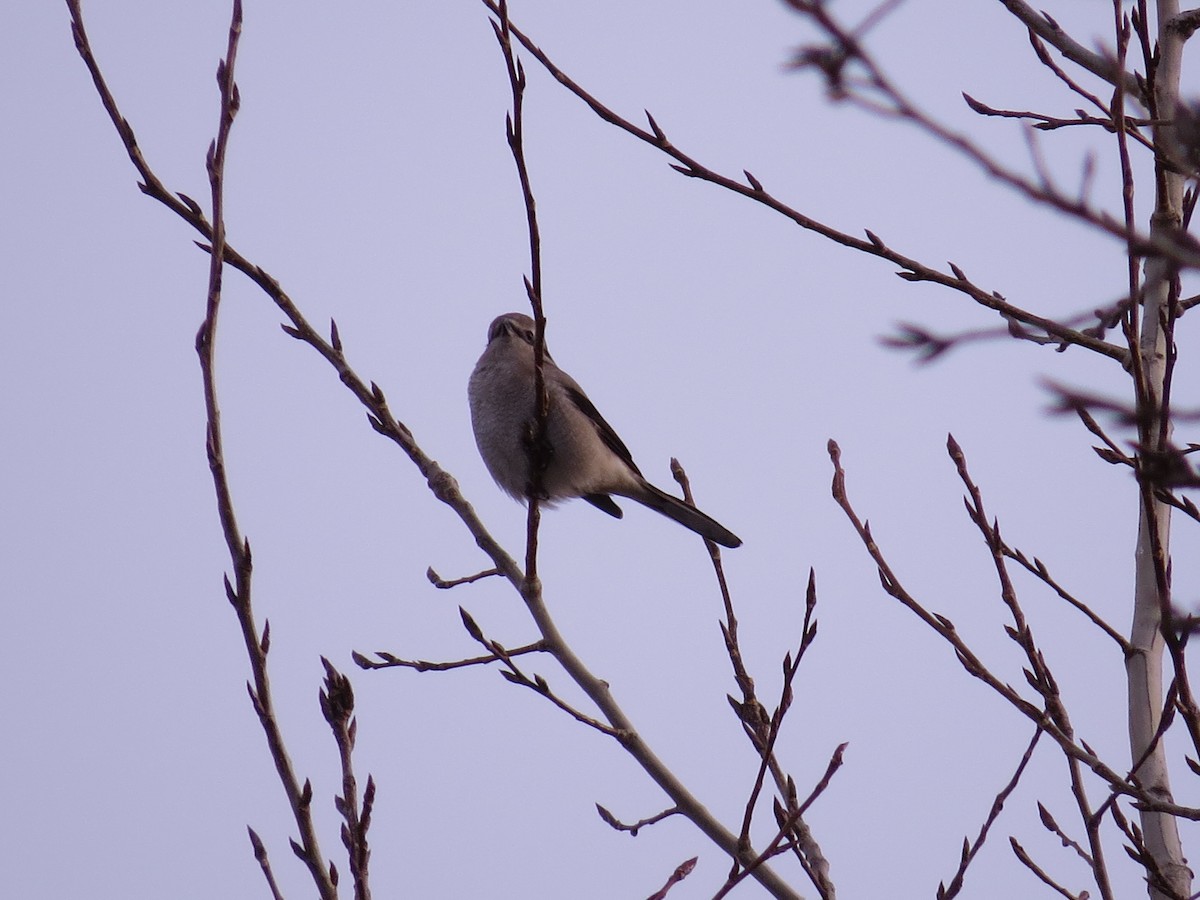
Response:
1037,802,1094,866
427,566,501,589
320,658,373,900
595,804,680,836
645,857,698,900
938,727,1043,900
168,0,336,894
247,827,287,900
675,460,833,897
995,0,1142,95
1003,546,1131,652
353,642,545,673
474,0,1134,359
1010,837,1089,899
713,743,847,900
829,439,1200,820
782,2,1200,270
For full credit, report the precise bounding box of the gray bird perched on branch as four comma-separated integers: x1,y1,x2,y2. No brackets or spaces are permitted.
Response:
468,312,742,548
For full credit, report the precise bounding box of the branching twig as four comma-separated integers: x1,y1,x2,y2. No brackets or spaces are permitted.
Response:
996,1,1142,96
713,744,847,900
829,439,1200,820
1037,801,1095,867
963,91,1156,155
948,436,1076,735
675,460,833,897
69,3,804,894
1075,406,1137,469
783,2,1200,270
458,606,622,737
473,0,1133,361
938,727,1043,900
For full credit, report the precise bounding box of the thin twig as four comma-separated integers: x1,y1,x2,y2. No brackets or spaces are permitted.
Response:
713,744,847,900
1003,546,1130,652
938,726,1043,899
782,1,1200,270
1010,838,1088,899
320,658,373,900
645,857,698,900
177,1,336,895
1039,802,1094,866
69,3,804,893
474,0,1134,359
427,566,501,589
492,1,550,585
456,607,621,737
675,461,833,897
247,827,287,900
595,804,680,836
828,439,1200,820
352,641,545,673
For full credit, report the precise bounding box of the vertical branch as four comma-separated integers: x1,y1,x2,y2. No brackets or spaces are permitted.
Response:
1125,2,1191,897
321,659,374,900
479,9,802,897
492,0,548,585
194,4,337,897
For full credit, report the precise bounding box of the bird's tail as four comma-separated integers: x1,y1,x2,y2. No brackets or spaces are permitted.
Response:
627,482,742,548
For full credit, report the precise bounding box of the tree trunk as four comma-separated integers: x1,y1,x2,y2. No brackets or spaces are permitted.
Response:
1127,5,1192,898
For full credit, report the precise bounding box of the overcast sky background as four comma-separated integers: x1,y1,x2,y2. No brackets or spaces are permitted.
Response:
7,1,1200,897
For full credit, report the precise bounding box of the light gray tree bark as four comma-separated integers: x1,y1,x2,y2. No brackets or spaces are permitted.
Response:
1127,4,1191,898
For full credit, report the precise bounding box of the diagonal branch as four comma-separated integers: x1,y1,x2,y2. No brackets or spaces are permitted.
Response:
474,0,1133,359
828,438,1200,822
995,0,1143,96
938,726,1043,899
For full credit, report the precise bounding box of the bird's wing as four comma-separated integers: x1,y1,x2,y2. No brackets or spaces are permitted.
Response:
563,385,643,478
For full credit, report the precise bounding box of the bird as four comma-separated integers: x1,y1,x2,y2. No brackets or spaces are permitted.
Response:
468,312,742,548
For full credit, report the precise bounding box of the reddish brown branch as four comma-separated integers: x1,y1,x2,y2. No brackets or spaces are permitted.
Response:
353,641,545,673
938,727,1043,899
320,658,373,900
675,461,833,896
474,0,1135,360
492,1,550,585
247,827,286,900
194,4,338,896
828,439,1200,821
646,857,698,900
595,803,680,836
1010,837,1089,899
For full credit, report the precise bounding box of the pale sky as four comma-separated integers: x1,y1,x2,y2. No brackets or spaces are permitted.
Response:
6,1,1199,897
